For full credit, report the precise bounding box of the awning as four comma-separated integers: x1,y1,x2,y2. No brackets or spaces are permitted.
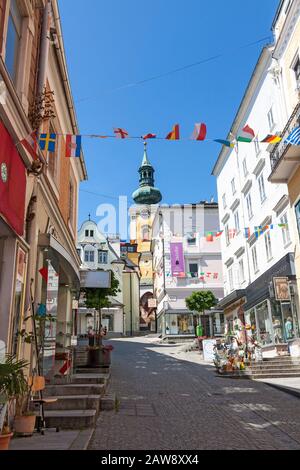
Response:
38,233,80,288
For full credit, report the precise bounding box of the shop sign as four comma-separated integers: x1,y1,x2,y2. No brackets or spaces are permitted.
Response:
170,242,185,276
273,277,290,301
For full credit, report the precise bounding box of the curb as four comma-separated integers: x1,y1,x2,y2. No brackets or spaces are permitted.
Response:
69,428,95,450
263,382,300,399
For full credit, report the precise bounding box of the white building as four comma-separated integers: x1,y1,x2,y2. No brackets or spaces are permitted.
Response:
77,220,125,335
212,45,300,356
151,203,224,339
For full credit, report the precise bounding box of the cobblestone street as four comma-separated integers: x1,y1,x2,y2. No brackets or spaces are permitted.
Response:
89,338,300,450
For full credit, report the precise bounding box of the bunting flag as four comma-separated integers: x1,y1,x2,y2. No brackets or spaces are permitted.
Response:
166,124,180,140
237,125,255,143
254,226,263,239
142,133,156,140
114,128,129,139
261,134,282,144
191,123,207,141
20,132,39,160
213,273,219,279
278,223,288,228
216,231,223,237
39,133,56,152
206,232,214,242
285,126,300,145
244,227,251,239
214,139,235,148
66,135,82,158
229,229,236,239
39,267,48,282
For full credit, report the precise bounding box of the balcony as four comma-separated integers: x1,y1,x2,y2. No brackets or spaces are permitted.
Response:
269,102,300,184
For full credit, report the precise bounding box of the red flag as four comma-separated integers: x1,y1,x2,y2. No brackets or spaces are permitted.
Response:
20,132,39,160
39,267,48,282
166,124,180,140
59,359,71,375
191,123,207,141
114,128,129,139
142,133,156,140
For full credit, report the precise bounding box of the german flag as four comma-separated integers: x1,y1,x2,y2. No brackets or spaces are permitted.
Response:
261,134,282,144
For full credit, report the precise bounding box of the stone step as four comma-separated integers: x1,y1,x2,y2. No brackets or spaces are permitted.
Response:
76,366,110,374
262,358,300,363
43,394,101,412
45,383,105,397
44,409,97,430
249,365,300,371
100,393,116,411
219,371,300,379
72,373,110,385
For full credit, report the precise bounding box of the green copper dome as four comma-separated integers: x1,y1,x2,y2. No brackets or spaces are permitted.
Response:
132,143,162,205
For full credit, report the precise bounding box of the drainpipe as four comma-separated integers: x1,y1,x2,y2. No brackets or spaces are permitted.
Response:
37,0,51,98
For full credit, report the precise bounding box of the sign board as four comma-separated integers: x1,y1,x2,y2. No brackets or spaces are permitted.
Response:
202,339,216,362
273,277,290,301
80,270,111,289
72,300,79,309
148,298,157,308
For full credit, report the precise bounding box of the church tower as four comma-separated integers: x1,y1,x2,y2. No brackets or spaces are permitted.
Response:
132,142,162,205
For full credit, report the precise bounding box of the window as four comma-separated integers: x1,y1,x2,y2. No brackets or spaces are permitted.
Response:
76,248,81,258
258,174,266,203
84,250,94,262
142,225,150,241
295,201,300,239
231,178,236,195
90,230,94,237
189,263,198,278
234,210,240,233
228,268,234,291
267,106,275,131
246,192,253,219
225,224,230,246
239,258,245,284
242,159,248,177
98,250,108,264
85,230,89,237
264,231,272,261
280,213,291,246
5,0,22,83
222,194,227,209
252,246,258,272
187,236,196,246
254,139,260,156
293,56,300,84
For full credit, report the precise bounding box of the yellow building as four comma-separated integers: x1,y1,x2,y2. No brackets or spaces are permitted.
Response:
268,0,300,354
130,143,162,331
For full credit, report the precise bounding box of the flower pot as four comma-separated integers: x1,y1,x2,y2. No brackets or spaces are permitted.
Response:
0,433,13,451
14,415,36,436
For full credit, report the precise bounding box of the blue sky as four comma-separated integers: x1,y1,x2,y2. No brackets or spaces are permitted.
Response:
59,0,278,229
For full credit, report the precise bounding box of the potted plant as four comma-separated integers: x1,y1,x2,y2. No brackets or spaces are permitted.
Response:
81,271,120,368
13,380,36,436
0,355,29,449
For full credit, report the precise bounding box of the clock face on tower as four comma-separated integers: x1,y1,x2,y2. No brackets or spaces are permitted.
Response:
140,209,150,219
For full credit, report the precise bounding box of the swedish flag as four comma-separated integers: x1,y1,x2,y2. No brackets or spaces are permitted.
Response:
39,133,57,152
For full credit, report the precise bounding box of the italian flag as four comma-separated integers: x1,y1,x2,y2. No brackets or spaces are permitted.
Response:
237,125,255,143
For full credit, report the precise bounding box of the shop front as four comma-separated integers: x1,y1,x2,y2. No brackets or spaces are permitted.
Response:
244,254,300,356
218,290,247,344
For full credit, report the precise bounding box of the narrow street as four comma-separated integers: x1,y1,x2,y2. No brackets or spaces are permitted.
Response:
89,338,300,450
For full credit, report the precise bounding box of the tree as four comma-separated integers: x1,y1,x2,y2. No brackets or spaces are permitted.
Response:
80,271,120,345
185,291,218,337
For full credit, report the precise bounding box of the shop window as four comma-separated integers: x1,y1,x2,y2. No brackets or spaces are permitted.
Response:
5,0,22,83
256,300,273,345
165,314,194,335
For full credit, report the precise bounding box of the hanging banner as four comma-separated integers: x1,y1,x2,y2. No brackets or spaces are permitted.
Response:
170,242,185,277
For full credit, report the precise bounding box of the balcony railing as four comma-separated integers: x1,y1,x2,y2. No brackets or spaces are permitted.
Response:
270,101,300,170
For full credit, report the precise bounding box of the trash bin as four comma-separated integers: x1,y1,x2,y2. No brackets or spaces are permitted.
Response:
196,325,203,337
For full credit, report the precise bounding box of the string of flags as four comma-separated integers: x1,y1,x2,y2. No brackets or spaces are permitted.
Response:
18,124,300,160
204,223,289,242
164,271,220,281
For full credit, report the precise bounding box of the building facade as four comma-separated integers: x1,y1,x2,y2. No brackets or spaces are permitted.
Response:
151,203,224,339
0,0,87,380
213,38,300,355
130,142,162,332
268,0,300,356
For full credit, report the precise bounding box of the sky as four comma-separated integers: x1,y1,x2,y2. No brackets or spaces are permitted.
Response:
58,0,279,231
